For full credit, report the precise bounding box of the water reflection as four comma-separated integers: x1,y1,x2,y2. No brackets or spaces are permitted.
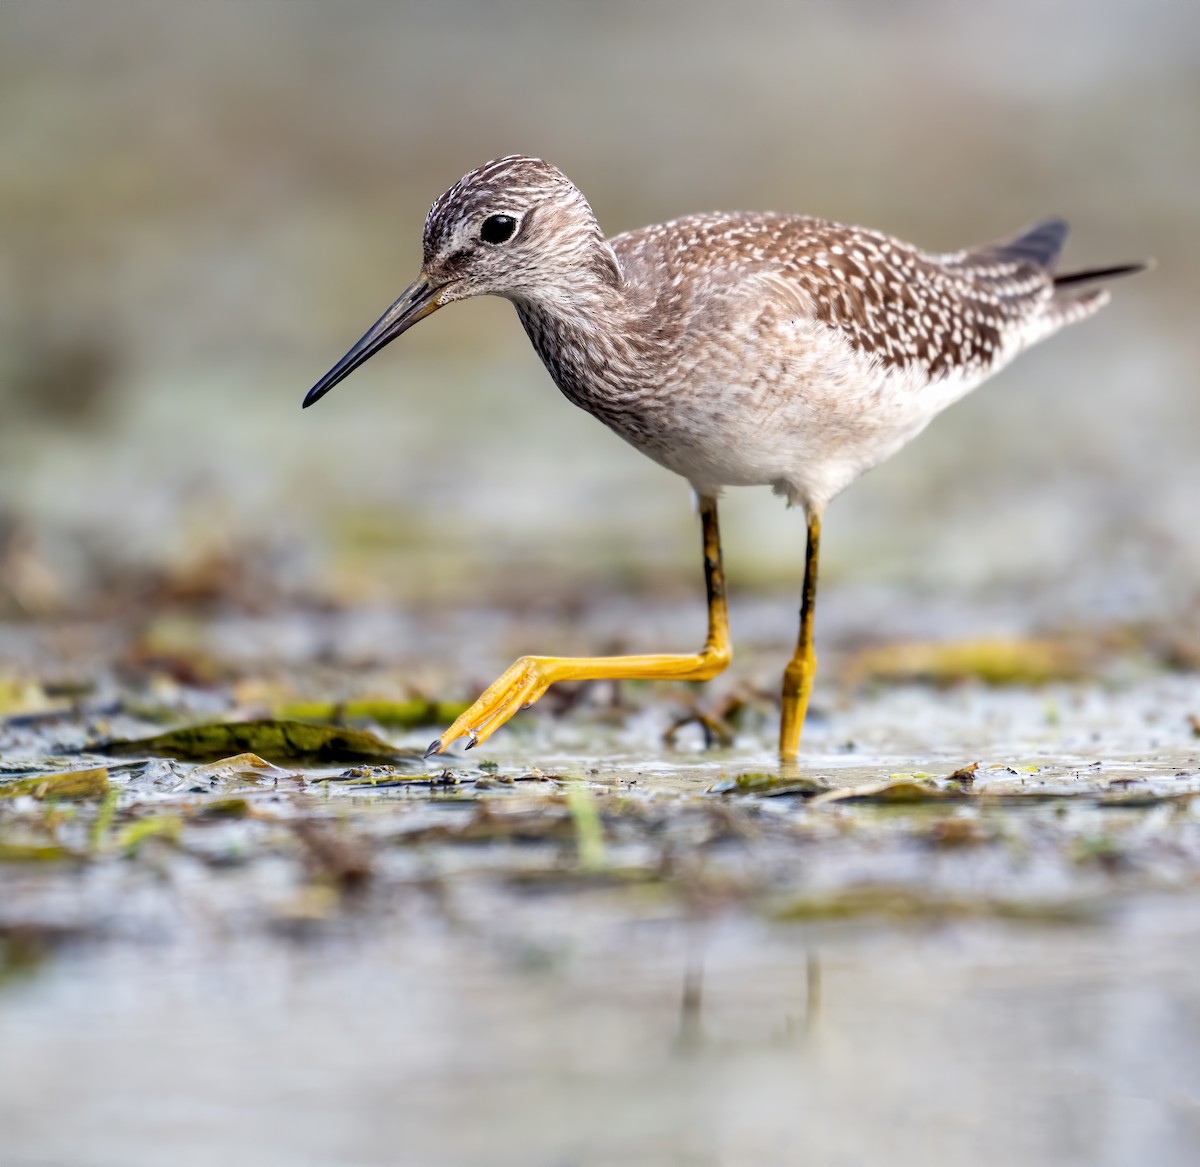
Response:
2,903,1198,1165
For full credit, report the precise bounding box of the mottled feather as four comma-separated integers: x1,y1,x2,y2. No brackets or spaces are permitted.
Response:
412,156,1139,511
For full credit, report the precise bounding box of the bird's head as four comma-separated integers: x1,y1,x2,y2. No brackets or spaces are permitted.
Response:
304,155,618,408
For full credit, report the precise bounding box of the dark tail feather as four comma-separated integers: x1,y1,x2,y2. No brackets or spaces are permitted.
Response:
1053,261,1150,289
990,217,1070,268
976,221,1150,289
967,218,1068,270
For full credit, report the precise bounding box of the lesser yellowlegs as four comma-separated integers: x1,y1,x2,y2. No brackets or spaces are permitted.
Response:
306,155,1144,760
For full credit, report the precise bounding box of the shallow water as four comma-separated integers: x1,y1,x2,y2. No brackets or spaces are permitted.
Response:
2,604,1199,1164
3,888,1200,1165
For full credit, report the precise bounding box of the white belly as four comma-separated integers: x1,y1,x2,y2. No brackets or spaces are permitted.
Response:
611,324,1005,514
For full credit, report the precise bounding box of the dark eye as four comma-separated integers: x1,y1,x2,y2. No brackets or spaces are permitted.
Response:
480,214,517,244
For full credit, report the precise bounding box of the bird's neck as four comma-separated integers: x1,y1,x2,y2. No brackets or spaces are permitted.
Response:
512,267,661,414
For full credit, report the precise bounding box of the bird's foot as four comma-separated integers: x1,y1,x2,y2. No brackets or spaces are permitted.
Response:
779,648,818,761
424,656,551,759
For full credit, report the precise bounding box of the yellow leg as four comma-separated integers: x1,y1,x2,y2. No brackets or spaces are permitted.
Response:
779,511,821,761
427,496,732,757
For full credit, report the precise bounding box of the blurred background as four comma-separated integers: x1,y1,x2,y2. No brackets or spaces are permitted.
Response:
0,0,1196,636
3,8,1200,1164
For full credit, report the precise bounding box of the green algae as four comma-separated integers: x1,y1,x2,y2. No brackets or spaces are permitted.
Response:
278,699,470,729
114,814,182,856
97,720,419,765
770,886,1101,924
0,841,74,863
563,778,606,872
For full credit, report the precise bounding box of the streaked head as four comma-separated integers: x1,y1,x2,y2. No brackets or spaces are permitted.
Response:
304,156,617,408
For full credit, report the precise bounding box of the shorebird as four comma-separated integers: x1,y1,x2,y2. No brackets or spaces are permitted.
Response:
305,155,1143,761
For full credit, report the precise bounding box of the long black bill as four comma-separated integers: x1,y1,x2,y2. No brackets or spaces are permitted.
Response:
303,277,442,408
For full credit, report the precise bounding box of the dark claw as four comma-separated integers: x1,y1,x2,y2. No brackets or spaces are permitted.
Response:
424,737,443,760
465,734,479,751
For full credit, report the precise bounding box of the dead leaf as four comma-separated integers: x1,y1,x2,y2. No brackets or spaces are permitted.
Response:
709,771,829,797
187,752,300,785
946,762,980,786
663,710,736,749
0,767,109,801
809,777,959,806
